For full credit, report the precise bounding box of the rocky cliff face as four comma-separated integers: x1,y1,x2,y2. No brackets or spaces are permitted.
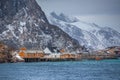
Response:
0,0,80,51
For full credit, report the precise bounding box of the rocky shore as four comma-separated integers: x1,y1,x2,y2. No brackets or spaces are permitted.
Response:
0,42,24,63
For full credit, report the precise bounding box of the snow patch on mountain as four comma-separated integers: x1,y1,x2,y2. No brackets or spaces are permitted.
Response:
48,12,120,50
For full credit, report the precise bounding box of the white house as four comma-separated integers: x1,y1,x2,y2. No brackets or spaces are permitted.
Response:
43,47,52,54
43,47,61,58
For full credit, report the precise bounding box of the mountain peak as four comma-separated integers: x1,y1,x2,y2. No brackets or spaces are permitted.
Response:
50,12,79,23
0,0,49,23
0,0,80,51
48,13,120,50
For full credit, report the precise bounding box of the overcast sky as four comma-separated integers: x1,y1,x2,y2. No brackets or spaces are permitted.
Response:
36,0,120,31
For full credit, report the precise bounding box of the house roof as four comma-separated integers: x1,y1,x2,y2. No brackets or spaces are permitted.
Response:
43,47,52,54
43,47,60,54
25,50,43,53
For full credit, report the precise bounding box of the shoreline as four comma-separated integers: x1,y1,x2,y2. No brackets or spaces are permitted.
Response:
0,57,119,63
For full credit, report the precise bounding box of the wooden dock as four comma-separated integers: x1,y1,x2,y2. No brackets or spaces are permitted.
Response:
24,58,81,62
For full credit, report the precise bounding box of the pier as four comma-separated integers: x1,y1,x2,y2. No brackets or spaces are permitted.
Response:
18,47,120,62
24,58,80,62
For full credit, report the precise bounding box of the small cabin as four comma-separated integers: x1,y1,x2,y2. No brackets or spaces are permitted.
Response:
43,47,52,54
76,53,82,59
19,47,26,58
43,47,61,58
43,47,60,54
60,53,75,59
19,51,25,58
19,47,44,58
44,53,61,58
114,47,120,56
25,50,44,58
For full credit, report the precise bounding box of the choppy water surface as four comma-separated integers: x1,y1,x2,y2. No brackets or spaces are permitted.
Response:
0,59,120,80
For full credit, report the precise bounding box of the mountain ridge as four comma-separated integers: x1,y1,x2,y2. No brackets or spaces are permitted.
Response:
48,12,120,50
0,0,80,51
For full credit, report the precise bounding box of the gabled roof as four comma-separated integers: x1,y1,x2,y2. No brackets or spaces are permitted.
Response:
25,50,43,53
43,47,52,54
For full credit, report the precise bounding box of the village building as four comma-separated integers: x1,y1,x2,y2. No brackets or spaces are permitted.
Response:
60,53,75,59
19,47,44,58
18,46,86,62
114,46,120,56
43,47,61,58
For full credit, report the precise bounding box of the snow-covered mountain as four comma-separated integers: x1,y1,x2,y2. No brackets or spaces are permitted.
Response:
48,12,120,50
0,0,80,51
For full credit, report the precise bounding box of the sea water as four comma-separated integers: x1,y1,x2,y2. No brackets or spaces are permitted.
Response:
0,59,120,80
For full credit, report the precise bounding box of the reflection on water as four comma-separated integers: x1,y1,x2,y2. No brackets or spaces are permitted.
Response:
0,59,120,80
